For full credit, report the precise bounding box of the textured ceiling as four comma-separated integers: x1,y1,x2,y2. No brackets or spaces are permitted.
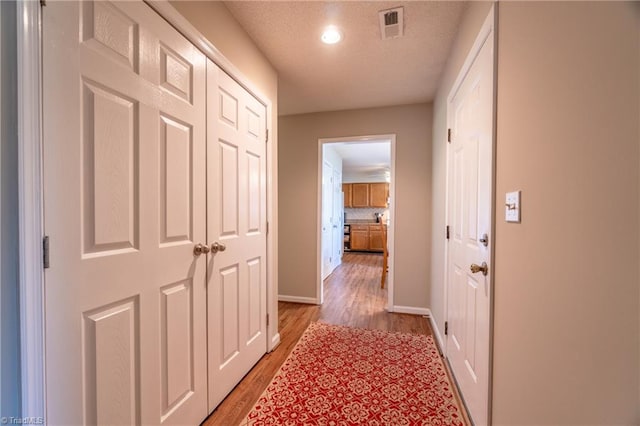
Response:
331,141,391,175
223,1,468,116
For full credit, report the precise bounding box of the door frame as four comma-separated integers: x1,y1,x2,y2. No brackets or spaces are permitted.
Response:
316,135,396,311
17,0,279,417
443,4,497,424
17,0,45,419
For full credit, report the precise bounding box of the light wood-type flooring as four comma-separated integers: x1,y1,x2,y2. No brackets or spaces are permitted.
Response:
201,252,439,425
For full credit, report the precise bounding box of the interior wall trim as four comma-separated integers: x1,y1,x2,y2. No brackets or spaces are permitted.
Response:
425,309,445,353
17,0,45,420
316,134,397,311
392,305,429,316
278,295,319,305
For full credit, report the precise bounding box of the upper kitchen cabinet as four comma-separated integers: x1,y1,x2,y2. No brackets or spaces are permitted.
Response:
343,183,353,208
351,183,370,207
344,182,389,208
369,183,388,207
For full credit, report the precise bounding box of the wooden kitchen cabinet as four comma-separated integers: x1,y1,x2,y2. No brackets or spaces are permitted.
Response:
369,225,384,251
369,183,388,208
342,183,352,208
344,182,389,208
351,183,369,207
350,225,369,250
348,223,386,252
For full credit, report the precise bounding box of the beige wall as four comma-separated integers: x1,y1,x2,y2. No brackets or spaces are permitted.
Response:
494,3,638,423
279,104,432,309
169,1,281,342
434,2,639,424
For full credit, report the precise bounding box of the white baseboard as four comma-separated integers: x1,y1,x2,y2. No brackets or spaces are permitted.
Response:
269,332,281,352
426,309,445,353
278,295,319,305
392,305,430,316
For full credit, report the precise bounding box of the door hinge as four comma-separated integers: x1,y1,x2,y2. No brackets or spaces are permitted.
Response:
265,129,269,143
266,313,270,327
447,128,452,143
444,321,448,336
266,221,269,234
43,236,50,269
445,225,450,240
40,0,46,6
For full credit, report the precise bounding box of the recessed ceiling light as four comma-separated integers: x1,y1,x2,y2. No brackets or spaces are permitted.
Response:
321,26,342,45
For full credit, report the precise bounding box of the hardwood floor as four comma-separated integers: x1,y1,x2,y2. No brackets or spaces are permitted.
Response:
201,252,434,425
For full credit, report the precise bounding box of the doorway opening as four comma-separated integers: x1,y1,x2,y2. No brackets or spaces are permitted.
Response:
317,135,396,311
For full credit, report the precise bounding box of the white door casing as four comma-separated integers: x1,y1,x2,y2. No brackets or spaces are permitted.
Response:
316,135,396,309
445,6,495,426
43,1,208,424
207,62,268,411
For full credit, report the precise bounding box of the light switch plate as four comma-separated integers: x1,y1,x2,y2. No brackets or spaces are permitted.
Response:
505,191,521,223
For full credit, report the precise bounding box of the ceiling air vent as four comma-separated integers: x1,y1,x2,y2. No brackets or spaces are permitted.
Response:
379,7,404,40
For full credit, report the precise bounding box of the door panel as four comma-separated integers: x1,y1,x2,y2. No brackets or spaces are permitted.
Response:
248,154,262,233
207,62,268,411
219,141,240,236
44,1,207,424
82,80,138,256
84,297,139,425
446,20,494,426
160,279,196,421
248,258,263,340
160,115,193,244
220,265,240,364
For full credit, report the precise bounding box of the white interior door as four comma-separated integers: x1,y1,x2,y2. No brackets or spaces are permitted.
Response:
43,1,208,424
207,62,268,411
331,168,343,270
445,12,494,426
321,161,334,279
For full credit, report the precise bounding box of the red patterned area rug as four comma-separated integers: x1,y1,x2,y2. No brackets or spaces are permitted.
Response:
242,322,466,425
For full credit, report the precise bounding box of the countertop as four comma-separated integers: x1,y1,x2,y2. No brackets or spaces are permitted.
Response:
346,220,387,225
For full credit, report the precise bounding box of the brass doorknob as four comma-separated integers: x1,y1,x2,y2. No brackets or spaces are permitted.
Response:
211,242,226,253
470,262,489,276
193,243,210,256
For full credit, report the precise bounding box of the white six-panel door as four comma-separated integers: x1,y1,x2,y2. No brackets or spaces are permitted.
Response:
445,10,494,426
43,1,270,424
206,63,268,411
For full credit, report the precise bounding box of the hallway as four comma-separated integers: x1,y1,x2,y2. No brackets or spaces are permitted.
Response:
203,252,434,424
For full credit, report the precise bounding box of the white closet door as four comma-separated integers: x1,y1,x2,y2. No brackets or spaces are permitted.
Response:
206,62,268,411
43,1,208,424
